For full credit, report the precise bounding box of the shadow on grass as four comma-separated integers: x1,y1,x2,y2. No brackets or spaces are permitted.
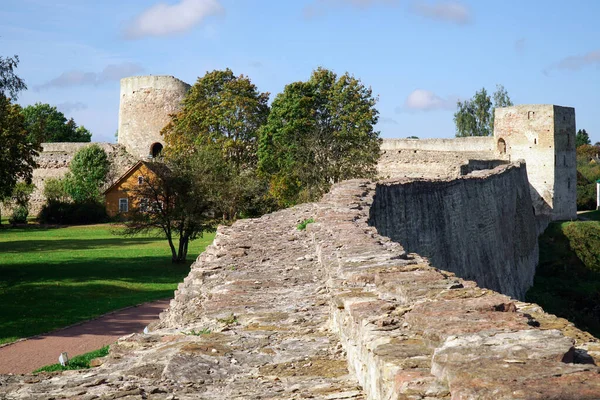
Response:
0,272,186,344
526,222,600,338
0,238,156,253
1,255,193,286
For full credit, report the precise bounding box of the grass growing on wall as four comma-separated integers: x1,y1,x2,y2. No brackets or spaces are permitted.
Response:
527,220,600,338
0,224,215,345
33,346,109,373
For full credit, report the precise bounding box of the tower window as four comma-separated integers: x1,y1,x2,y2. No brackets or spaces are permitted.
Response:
534,138,537,145
497,138,507,154
528,111,535,119
138,176,144,185
150,143,163,158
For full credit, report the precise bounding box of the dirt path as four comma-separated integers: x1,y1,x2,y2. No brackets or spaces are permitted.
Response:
0,299,170,375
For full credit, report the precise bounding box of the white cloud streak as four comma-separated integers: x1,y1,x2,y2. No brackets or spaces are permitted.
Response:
545,49,600,74
410,1,471,25
57,101,88,114
304,0,398,18
401,89,457,112
124,0,224,39
35,63,144,91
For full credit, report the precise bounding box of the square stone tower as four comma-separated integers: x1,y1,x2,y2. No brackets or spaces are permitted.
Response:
494,105,576,222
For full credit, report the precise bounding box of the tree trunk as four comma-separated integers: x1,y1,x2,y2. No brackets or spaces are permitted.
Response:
166,234,178,263
176,236,189,263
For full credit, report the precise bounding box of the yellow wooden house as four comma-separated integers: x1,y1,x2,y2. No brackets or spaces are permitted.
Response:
104,161,165,218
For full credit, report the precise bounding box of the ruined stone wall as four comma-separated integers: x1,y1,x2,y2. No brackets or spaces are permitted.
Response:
378,148,507,179
3,178,599,399
118,76,191,159
369,162,538,299
2,143,137,217
381,137,496,152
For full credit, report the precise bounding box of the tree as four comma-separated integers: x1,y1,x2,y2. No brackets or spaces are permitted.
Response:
0,55,26,100
454,85,512,137
576,129,591,148
22,103,92,144
162,69,271,220
0,56,39,224
63,144,109,203
122,151,220,263
43,178,69,203
258,67,381,207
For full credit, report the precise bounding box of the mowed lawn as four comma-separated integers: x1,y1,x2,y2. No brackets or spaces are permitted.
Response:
0,224,215,345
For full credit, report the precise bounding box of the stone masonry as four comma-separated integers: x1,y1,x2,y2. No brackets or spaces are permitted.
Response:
2,174,599,399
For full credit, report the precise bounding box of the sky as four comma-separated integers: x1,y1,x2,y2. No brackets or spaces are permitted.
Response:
2,0,599,143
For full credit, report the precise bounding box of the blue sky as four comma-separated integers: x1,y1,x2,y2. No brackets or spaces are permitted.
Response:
2,0,599,143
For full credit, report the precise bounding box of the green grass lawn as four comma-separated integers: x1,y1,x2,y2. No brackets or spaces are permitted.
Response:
527,221,600,338
0,224,215,345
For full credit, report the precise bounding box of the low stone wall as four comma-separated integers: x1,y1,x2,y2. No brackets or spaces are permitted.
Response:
381,137,496,153
369,162,538,299
1,143,137,218
2,179,599,399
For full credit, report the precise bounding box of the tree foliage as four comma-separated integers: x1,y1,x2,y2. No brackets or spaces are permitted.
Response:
576,129,591,148
43,178,69,203
122,153,220,263
63,144,109,203
454,85,513,137
22,103,92,144
0,55,26,100
162,69,271,220
258,67,381,207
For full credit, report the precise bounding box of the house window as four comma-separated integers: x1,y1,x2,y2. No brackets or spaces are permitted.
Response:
138,176,144,185
119,198,129,213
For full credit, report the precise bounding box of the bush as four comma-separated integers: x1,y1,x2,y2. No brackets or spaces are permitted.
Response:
577,183,597,211
38,200,108,225
9,205,28,225
563,222,600,273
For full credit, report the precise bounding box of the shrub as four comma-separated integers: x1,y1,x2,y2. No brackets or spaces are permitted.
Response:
9,205,28,225
43,178,69,202
38,200,108,225
297,218,314,231
563,222,600,273
577,183,597,211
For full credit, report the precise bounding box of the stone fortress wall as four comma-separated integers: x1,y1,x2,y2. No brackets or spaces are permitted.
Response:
379,104,577,227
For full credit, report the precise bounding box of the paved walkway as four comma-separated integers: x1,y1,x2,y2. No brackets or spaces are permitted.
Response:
0,299,170,375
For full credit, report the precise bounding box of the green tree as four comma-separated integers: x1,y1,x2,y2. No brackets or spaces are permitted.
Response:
576,129,591,148
454,85,512,137
454,88,492,137
0,55,26,99
0,56,39,224
22,103,92,144
63,144,109,203
162,69,271,220
258,67,381,207
122,151,220,263
43,178,69,202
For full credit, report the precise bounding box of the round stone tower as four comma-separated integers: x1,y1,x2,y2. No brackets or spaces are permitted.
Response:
118,75,191,159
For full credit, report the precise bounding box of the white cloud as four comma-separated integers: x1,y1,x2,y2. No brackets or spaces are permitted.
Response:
410,1,471,25
304,0,398,18
545,49,600,74
57,101,88,114
35,63,144,91
124,0,224,39
401,89,457,112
